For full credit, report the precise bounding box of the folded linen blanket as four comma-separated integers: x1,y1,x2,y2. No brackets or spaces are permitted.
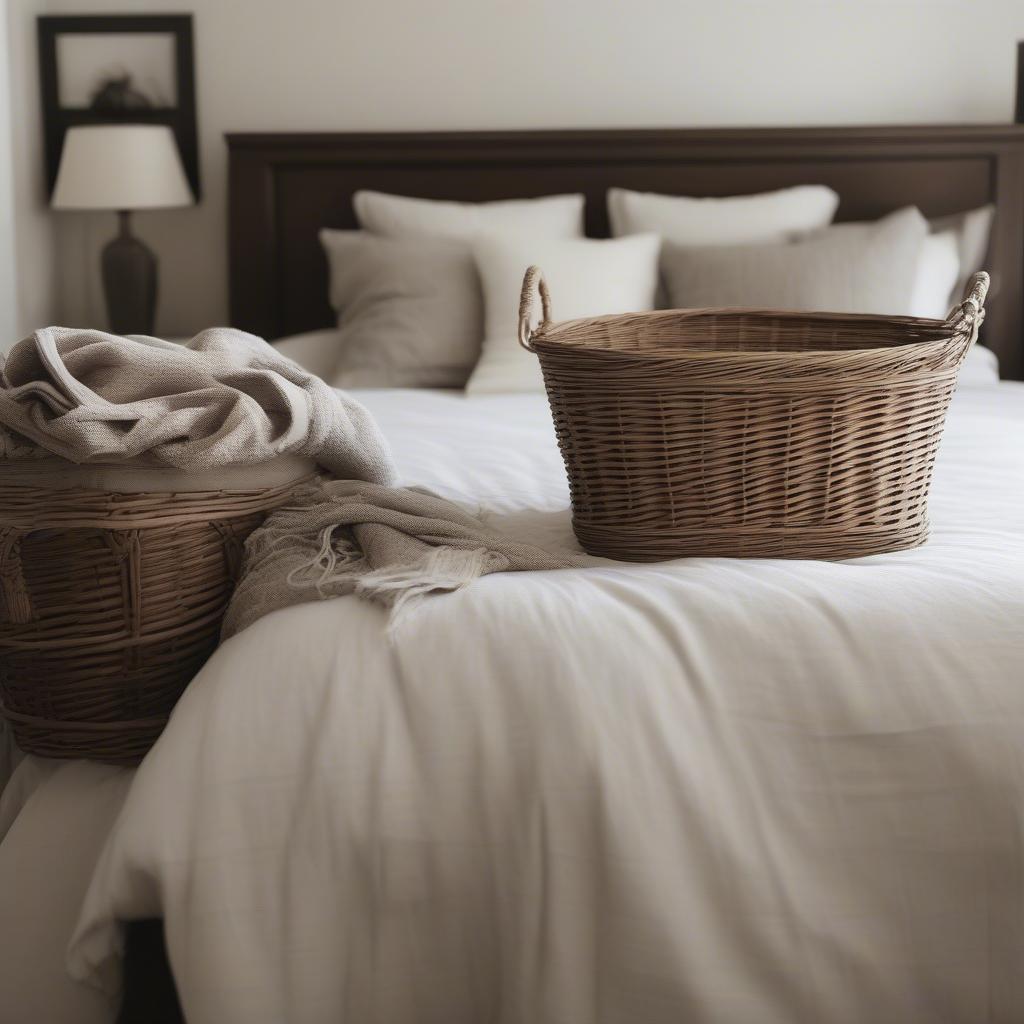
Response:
222,480,584,638
0,326,395,483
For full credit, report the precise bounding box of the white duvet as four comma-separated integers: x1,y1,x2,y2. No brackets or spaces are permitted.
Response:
4,366,1024,1023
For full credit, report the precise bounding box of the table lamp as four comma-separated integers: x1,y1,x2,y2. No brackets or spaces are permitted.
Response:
51,124,194,335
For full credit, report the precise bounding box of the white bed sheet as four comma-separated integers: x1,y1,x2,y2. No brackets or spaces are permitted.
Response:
0,759,129,1024
47,377,1024,1024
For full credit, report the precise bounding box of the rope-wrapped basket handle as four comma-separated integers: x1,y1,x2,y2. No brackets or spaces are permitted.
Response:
518,266,553,351
945,271,989,337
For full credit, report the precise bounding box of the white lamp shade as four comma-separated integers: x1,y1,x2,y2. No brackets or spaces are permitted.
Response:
52,124,194,211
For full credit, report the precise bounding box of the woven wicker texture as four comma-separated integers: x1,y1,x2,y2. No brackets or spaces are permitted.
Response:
519,267,989,562
0,477,310,763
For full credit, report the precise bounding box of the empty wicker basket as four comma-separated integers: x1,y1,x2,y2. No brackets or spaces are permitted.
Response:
0,461,312,763
519,267,989,562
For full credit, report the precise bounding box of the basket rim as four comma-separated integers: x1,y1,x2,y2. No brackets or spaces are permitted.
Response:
530,306,969,363
0,472,317,531
1,704,168,732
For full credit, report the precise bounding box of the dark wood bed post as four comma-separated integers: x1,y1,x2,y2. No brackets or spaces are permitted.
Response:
1016,42,1024,123
117,921,183,1023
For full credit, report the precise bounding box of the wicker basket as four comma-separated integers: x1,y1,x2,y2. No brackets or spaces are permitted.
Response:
519,267,989,562
0,468,311,763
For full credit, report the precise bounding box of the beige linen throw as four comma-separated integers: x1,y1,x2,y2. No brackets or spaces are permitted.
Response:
0,326,394,482
1,327,579,630
223,480,583,637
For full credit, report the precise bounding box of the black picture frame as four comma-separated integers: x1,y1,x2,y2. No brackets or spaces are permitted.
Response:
37,14,199,200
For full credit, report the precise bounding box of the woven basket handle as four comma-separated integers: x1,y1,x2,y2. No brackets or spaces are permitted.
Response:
946,271,989,335
517,266,553,351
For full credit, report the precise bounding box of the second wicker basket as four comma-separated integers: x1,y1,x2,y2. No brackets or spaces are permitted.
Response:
519,267,989,562
0,462,312,763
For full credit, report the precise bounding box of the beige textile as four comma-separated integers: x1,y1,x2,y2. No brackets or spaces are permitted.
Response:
223,479,583,638
0,326,395,484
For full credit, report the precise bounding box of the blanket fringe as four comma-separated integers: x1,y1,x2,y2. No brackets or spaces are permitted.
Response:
284,525,363,596
276,528,502,623
355,546,500,619
220,481,582,641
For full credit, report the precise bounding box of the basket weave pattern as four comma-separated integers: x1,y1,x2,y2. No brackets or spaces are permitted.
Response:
0,478,308,763
520,268,988,562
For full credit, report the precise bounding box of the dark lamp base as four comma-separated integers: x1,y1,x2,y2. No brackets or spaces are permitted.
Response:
102,210,157,336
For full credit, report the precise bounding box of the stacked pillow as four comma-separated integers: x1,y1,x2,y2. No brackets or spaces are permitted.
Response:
607,184,839,245
927,205,995,310
319,232,483,389
610,186,992,320
353,191,584,239
321,186,993,393
469,232,661,394
322,192,584,390
659,206,929,315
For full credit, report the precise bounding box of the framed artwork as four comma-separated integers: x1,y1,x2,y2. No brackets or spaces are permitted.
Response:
37,14,199,199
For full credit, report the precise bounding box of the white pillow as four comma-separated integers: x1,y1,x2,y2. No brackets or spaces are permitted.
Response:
353,190,584,240
607,185,839,245
467,233,661,395
907,230,961,319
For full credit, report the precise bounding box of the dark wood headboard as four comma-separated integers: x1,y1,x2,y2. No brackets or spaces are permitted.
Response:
227,125,1024,379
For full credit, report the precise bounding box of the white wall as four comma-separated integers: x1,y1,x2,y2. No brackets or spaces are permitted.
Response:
5,0,57,344
0,0,19,346
6,0,1024,338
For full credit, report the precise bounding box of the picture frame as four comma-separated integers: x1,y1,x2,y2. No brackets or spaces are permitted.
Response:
37,14,199,200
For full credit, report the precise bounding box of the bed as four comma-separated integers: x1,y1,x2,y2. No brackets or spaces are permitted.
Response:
1,125,1024,1024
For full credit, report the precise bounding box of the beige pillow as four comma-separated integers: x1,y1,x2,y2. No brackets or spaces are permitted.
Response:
929,205,994,304
320,230,482,389
661,206,929,315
